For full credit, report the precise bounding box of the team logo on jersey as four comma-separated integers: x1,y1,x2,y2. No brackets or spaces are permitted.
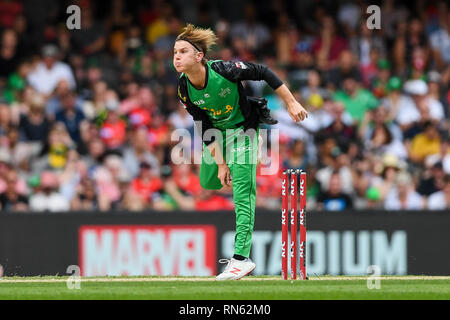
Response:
204,93,210,98
234,61,247,69
219,87,231,98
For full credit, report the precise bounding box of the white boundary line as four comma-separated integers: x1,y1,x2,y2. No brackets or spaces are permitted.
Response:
1,276,450,283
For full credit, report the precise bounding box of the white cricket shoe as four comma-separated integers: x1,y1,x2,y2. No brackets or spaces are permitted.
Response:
216,258,256,280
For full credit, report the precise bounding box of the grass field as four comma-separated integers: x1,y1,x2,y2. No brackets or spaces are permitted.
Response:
1,276,450,300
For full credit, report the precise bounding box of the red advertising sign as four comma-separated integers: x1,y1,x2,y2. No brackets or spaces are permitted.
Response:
79,225,216,276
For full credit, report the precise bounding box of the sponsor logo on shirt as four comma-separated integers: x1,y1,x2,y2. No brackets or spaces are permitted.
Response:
219,87,231,98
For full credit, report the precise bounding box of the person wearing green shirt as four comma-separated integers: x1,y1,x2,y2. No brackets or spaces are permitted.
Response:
333,74,379,124
174,24,308,280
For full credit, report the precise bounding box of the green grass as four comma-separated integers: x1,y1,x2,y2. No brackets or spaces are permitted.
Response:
1,276,450,300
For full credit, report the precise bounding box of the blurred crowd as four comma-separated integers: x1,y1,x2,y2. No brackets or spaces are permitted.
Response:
0,0,449,212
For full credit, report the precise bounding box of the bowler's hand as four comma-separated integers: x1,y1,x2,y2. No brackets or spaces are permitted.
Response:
218,163,232,187
287,101,308,122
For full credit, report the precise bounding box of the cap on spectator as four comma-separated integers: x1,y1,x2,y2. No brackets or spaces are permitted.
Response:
27,175,41,188
427,70,441,83
387,77,402,92
404,79,428,96
382,153,401,169
40,171,58,188
366,186,381,201
41,44,59,58
377,59,390,70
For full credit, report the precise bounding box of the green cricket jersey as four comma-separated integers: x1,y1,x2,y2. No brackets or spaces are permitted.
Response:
177,59,283,145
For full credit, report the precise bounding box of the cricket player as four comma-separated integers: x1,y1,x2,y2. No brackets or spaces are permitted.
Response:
173,24,308,280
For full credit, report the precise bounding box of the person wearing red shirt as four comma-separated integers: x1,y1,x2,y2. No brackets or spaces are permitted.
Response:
130,162,163,205
99,103,127,150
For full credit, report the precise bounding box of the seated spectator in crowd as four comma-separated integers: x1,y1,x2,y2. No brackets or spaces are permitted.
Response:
370,59,392,99
333,74,379,124
55,91,86,145
365,123,408,160
408,121,441,164
92,166,121,211
316,145,353,195
402,79,445,126
99,96,127,150
32,123,75,172
417,161,447,199
384,171,423,210
27,44,76,96
70,5,107,56
311,16,349,71
123,126,160,178
19,92,49,148
282,139,309,171
0,168,28,211
326,50,361,91
130,161,166,210
424,136,450,175
359,104,403,142
370,153,405,202
163,163,203,210
427,174,450,210
71,178,99,211
46,80,76,118
0,126,30,171
429,8,450,69
29,170,69,212
0,29,22,80
320,101,357,149
316,172,353,211
381,77,417,128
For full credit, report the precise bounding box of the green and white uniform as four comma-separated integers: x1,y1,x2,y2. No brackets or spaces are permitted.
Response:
177,59,283,258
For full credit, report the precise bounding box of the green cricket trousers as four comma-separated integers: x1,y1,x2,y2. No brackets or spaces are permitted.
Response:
199,125,259,258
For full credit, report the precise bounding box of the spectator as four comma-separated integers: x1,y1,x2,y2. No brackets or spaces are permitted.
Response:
0,168,28,211
70,5,107,56
316,145,354,195
429,8,450,69
282,139,309,171
365,123,408,160
27,44,76,96
123,126,160,178
0,29,22,79
317,172,353,211
417,161,447,198
54,91,86,145
130,161,166,209
19,92,49,146
409,121,441,164
333,73,379,124
427,174,450,210
311,15,349,70
384,171,423,210
326,50,361,91
99,95,127,150
71,178,99,211
29,170,70,212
